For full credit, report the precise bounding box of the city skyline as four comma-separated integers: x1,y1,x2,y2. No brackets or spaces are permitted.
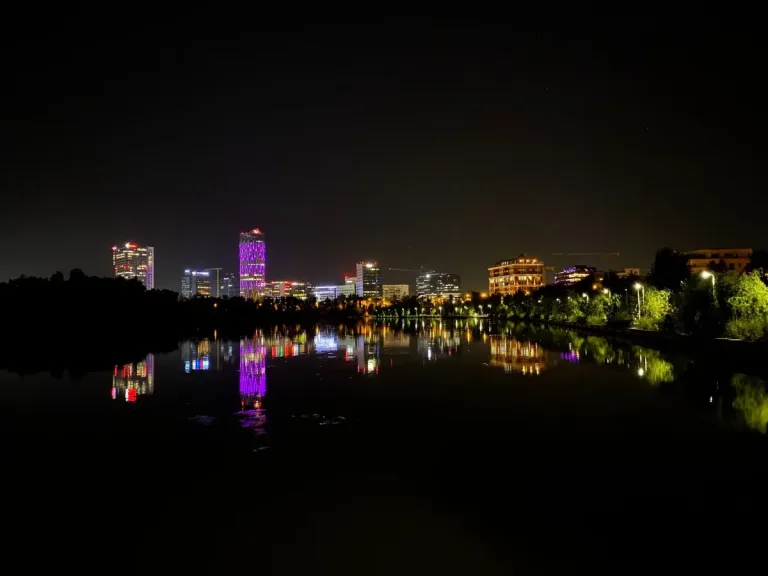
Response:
2,22,764,292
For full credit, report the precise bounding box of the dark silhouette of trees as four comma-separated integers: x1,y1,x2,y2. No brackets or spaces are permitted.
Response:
647,248,690,291
747,249,768,276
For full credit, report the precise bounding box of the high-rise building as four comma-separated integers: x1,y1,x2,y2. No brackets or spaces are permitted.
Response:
383,284,410,300
181,269,212,298
220,272,237,298
554,265,596,286
112,242,154,289
268,280,310,299
239,229,266,300
206,268,222,297
488,256,545,296
415,271,461,299
356,261,382,299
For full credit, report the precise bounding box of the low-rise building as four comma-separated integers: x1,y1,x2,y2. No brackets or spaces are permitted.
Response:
313,284,356,300
488,256,545,296
554,265,596,286
612,267,641,279
268,280,310,299
687,248,752,275
383,284,410,300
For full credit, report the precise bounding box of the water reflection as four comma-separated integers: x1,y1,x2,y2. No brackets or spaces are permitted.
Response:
112,355,154,402
489,336,546,375
95,320,768,437
240,336,266,408
732,374,768,433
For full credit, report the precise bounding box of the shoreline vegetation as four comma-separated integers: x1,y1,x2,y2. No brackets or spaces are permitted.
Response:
2,248,767,372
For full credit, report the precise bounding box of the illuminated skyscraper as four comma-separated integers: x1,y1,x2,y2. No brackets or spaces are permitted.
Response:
112,242,154,289
355,261,382,298
239,229,266,299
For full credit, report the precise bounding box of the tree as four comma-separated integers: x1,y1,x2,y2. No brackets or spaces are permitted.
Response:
634,287,672,330
724,271,768,341
746,249,768,277
647,248,690,291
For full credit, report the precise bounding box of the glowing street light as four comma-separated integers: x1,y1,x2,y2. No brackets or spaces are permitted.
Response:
602,288,610,295
700,270,716,298
634,282,644,318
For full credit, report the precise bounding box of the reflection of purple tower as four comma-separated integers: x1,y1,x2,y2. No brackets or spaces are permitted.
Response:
239,229,266,300
240,337,266,406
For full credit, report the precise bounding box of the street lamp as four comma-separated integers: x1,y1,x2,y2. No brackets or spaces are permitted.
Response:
602,288,610,295
634,282,644,318
700,270,716,299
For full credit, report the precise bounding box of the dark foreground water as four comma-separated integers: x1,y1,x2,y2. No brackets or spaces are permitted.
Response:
2,320,767,574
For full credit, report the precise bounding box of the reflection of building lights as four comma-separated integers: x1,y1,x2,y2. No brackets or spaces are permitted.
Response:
489,336,545,375
112,355,154,401
240,337,266,403
367,358,376,373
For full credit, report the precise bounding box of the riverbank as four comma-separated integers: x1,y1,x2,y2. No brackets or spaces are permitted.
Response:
506,317,768,378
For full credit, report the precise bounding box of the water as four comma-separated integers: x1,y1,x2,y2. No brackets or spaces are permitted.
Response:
2,320,766,574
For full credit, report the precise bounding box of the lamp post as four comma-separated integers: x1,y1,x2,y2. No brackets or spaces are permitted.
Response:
700,271,716,300
634,282,644,319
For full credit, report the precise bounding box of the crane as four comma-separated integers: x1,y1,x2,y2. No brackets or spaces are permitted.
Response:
551,252,620,257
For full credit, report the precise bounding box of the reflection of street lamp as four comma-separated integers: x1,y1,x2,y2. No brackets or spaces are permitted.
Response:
700,270,716,299
634,282,644,318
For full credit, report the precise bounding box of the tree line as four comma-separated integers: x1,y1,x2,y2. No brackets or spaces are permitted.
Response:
377,248,768,342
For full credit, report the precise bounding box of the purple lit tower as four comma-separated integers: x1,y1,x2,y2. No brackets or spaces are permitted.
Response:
240,337,266,403
239,229,266,299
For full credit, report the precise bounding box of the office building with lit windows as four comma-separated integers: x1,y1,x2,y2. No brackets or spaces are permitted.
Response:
383,284,410,300
239,229,266,299
356,261,382,299
220,272,237,298
181,269,212,298
268,280,310,299
415,271,461,299
488,256,545,296
112,242,154,289
554,265,596,286
313,283,356,300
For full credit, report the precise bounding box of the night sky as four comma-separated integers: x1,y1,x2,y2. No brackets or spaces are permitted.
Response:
2,16,765,291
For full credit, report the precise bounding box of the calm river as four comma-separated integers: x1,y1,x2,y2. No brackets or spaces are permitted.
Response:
2,320,766,574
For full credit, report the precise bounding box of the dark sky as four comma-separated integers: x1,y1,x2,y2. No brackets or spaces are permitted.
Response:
1,15,765,291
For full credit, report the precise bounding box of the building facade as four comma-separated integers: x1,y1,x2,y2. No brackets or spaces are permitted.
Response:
356,261,382,299
313,284,356,300
612,267,641,279
112,242,154,289
415,271,461,299
687,248,752,275
268,280,310,299
181,269,213,298
488,256,545,296
239,229,266,299
383,284,410,300
554,265,596,286
220,272,237,298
